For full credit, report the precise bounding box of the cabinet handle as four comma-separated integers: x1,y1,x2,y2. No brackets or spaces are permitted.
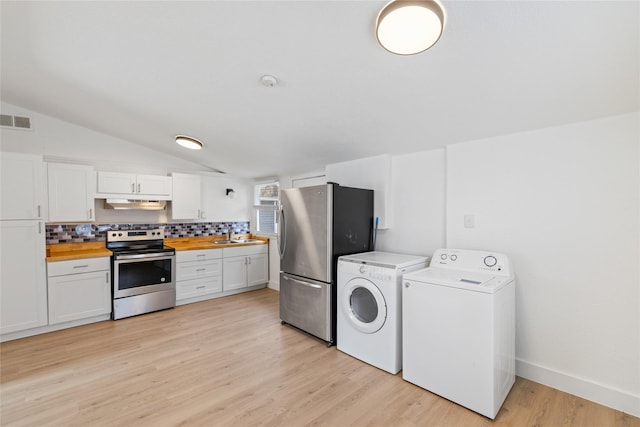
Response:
196,286,205,290
196,268,206,272
131,183,135,193
197,209,201,218
37,205,41,217
89,208,93,219
38,222,42,234
137,183,141,193
106,272,110,283
248,257,252,265
73,265,89,269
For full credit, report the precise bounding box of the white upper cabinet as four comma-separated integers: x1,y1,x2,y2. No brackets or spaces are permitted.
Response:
96,172,172,200
47,163,96,222
0,152,46,220
171,173,203,220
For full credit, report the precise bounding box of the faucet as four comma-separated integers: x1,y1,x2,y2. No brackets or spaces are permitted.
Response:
227,229,232,241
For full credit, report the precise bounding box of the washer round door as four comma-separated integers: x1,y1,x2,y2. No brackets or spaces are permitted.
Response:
341,277,387,334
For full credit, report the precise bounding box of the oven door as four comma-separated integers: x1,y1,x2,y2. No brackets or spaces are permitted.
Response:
113,253,176,298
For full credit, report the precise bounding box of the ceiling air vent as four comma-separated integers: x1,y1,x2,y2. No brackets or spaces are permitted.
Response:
1,114,32,130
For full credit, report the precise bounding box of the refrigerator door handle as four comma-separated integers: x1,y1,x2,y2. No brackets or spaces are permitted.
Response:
278,207,286,258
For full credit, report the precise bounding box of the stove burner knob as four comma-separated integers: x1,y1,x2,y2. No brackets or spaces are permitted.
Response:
118,233,123,237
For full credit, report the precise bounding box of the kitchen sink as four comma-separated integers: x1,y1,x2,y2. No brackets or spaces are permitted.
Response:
211,238,262,245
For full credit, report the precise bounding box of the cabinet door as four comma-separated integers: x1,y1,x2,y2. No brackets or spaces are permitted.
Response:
48,163,95,222
97,172,136,195
48,270,111,324
0,221,47,334
247,253,268,287
136,174,171,197
223,256,247,291
171,173,202,219
0,153,45,220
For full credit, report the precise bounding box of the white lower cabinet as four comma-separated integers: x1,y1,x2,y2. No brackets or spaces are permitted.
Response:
176,244,268,304
47,257,111,325
176,249,223,302
222,245,268,291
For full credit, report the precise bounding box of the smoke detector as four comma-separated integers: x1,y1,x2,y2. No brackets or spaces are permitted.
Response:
260,75,278,87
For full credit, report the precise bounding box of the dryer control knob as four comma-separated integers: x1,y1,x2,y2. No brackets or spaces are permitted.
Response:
484,255,497,267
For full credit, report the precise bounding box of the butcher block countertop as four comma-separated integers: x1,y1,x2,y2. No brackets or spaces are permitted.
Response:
45,235,269,261
46,242,112,262
165,234,269,251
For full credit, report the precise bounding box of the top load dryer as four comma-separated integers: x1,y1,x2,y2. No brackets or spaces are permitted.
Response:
402,248,515,419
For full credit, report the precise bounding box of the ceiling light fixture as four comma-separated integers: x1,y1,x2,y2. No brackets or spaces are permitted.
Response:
376,0,446,55
175,135,203,150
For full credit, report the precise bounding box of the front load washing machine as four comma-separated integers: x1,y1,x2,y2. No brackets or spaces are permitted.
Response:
337,251,428,374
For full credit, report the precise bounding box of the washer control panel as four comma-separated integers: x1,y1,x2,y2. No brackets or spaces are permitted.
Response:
431,248,511,276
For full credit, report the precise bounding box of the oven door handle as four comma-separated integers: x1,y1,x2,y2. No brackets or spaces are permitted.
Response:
115,252,175,261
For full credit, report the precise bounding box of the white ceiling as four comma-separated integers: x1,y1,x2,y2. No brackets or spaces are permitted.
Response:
1,1,638,178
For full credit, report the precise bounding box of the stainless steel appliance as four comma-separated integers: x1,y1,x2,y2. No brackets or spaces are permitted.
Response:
107,228,176,320
279,183,373,345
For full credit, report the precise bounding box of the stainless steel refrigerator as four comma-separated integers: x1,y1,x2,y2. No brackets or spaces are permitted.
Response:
278,183,373,345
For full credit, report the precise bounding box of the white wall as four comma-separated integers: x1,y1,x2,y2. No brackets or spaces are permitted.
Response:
326,155,393,229
375,149,446,257
1,102,252,224
446,112,640,416
1,102,207,175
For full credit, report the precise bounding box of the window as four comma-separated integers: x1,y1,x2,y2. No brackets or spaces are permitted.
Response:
254,181,279,234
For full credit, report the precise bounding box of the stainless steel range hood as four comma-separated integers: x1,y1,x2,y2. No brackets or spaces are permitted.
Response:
104,199,167,210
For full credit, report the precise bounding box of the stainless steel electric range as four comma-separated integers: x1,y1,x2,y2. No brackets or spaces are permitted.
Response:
106,228,176,320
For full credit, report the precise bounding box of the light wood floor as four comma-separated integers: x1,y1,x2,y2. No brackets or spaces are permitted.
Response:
1,288,638,426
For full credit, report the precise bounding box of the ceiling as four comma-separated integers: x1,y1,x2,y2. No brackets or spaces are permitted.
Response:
1,1,638,178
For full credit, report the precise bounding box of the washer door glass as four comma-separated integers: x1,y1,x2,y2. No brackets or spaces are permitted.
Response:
342,277,386,334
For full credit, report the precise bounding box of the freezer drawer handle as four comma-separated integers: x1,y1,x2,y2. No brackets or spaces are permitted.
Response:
286,276,322,289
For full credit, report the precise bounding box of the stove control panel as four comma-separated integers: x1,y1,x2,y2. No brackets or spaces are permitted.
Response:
107,228,165,242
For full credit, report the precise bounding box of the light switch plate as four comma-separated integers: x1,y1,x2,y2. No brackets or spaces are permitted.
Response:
464,214,475,228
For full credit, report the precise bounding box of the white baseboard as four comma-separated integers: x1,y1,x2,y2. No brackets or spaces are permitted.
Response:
516,358,640,417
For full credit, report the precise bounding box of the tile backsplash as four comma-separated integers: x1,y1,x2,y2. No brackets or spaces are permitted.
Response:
45,222,250,244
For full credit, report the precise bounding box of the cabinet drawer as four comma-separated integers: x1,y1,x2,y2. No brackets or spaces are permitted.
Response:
176,260,222,281
176,249,222,263
222,244,267,258
47,257,110,277
176,276,222,300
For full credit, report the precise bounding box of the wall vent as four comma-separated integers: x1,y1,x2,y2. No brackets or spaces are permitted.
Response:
0,114,33,130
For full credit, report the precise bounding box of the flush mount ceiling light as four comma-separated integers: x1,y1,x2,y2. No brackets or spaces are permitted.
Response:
376,0,446,55
175,135,203,150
